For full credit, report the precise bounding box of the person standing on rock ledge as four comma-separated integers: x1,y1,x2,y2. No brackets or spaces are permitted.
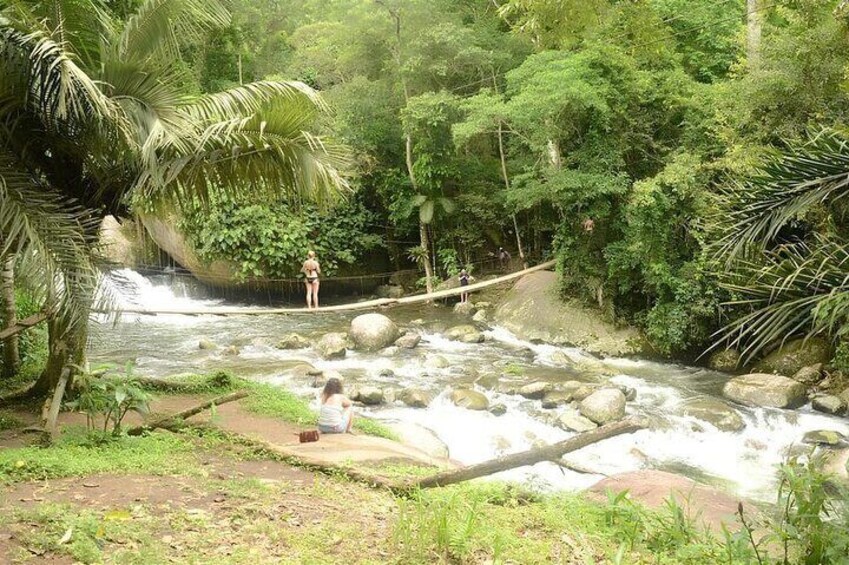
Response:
318,378,354,434
459,269,472,303
498,247,511,271
302,250,321,309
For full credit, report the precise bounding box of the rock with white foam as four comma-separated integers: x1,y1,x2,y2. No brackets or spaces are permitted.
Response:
722,373,806,409
349,314,401,351
579,388,626,425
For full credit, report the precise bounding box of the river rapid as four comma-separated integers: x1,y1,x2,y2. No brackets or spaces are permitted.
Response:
90,269,849,503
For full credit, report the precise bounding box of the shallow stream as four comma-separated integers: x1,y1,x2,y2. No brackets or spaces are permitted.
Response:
90,269,849,502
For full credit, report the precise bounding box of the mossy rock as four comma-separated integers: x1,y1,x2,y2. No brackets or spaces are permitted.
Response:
754,338,832,377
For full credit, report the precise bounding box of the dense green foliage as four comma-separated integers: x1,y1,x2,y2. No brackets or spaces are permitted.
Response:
180,195,383,279
175,0,849,360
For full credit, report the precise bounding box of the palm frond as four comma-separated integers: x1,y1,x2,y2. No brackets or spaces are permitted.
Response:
713,238,849,363
0,151,102,333
0,23,119,127
713,131,849,261
115,0,228,61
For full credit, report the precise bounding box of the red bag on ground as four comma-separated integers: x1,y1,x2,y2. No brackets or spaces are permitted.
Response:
299,430,320,443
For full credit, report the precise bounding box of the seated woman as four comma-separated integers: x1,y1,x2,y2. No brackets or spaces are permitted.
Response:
317,378,354,434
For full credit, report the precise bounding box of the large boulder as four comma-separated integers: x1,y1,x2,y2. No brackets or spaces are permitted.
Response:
708,349,741,373
450,389,489,411
579,388,626,424
140,213,237,286
754,338,832,377
493,270,647,356
722,373,807,409
349,314,401,351
445,325,485,344
315,332,348,360
679,398,745,432
398,388,433,408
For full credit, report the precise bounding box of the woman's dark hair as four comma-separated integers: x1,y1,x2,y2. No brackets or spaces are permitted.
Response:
322,377,343,401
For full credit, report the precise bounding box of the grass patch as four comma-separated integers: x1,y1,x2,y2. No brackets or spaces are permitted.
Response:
0,428,203,484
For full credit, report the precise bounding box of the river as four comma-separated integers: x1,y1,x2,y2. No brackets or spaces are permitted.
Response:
90,269,849,503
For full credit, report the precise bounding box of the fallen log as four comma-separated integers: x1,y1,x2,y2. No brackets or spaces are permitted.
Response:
127,390,249,436
405,418,643,490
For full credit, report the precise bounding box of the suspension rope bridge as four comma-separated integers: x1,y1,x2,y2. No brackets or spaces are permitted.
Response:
107,260,555,317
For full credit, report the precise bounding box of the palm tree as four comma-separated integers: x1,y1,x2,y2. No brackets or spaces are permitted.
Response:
712,131,849,363
0,0,349,397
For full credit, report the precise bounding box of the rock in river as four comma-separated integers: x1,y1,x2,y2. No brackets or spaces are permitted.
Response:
722,373,806,409
450,389,489,411
424,355,449,369
679,398,745,432
453,302,477,316
276,333,310,350
445,325,484,344
803,430,846,447
579,388,626,425
557,410,598,433
198,338,217,350
315,332,348,360
355,386,385,406
398,388,433,408
518,381,552,400
812,395,846,415
349,313,401,351
708,348,741,373
394,333,421,349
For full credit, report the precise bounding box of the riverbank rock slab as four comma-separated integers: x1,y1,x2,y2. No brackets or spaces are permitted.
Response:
679,398,745,432
450,389,489,411
315,333,348,360
493,270,647,357
388,423,449,459
754,338,832,377
722,373,806,409
349,314,401,351
587,470,747,533
579,389,626,424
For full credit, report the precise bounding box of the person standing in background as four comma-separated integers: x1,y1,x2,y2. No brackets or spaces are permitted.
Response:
302,250,321,309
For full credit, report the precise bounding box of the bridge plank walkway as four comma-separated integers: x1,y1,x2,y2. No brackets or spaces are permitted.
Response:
107,260,556,316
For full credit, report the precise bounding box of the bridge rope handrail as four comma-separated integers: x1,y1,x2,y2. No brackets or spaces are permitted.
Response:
102,260,556,316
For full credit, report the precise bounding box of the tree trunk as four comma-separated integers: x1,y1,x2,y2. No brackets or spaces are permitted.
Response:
547,138,562,170
496,120,528,269
32,314,86,397
747,0,762,70
419,221,434,294
408,418,643,490
1,253,19,378
127,390,249,436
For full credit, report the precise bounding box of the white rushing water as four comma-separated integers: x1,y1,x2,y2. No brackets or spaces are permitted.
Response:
93,270,849,503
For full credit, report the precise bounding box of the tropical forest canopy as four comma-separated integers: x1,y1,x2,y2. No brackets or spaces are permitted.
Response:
179,0,849,362
4,0,849,374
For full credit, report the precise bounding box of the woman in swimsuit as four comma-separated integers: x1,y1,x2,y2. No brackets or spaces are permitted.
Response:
302,250,321,309
459,268,471,303
317,378,354,434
